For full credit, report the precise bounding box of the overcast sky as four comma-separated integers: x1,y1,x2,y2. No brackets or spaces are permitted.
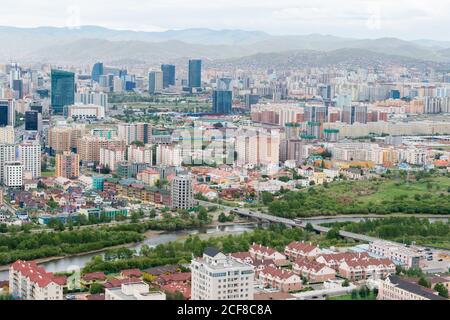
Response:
1,0,450,40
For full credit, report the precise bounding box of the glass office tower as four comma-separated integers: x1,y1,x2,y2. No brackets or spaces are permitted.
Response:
51,70,75,115
91,62,104,83
188,59,202,88
161,64,175,88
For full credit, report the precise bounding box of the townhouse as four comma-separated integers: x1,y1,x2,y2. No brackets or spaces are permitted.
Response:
257,267,302,292
292,258,336,283
249,243,288,266
284,241,322,261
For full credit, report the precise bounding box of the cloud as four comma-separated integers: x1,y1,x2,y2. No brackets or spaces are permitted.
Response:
0,0,449,40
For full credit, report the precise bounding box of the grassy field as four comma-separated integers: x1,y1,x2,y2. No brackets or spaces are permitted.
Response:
41,171,55,177
267,172,450,217
328,292,377,300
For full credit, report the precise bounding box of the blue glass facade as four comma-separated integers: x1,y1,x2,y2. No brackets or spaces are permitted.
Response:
188,59,202,88
212,90,232,114
161,64,175,88
51,70,75,115
91,62,104,83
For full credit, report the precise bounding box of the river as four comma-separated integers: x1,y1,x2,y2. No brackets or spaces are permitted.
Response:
0,223,259,281
1,216,448,281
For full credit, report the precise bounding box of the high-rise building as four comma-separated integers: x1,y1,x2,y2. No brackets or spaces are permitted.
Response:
0,99,15,127
4,161,23,188
148,71,163,94
51,70,75,115
161,64,175,88
47,126,85,154
91,62,104,83
99,147,126,171
191,247,255,300
25,110,42,131
18,141,41,179
0,126,15,144
56,151,80,179
342,105,368,124
12,79,23,99
0,144,16,184
77,136,126,163
118,123,152,144
212,90,232,114
170,175,194,210
75,92,108,109
188,59,202,89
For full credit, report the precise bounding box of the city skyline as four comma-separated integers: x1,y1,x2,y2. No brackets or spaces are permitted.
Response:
1,0,450,41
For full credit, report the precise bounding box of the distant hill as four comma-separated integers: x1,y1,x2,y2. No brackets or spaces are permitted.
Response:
1,26,450,66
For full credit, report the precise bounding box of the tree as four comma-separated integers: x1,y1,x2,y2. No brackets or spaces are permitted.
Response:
326,228,340,240
434,283,449,298
418,277,431,288
305,223,314,232
342,279,350,287
89,283,104,294
131,212,140,223
131,140,145,147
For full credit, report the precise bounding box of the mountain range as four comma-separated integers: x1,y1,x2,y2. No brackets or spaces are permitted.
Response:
1,26,450,68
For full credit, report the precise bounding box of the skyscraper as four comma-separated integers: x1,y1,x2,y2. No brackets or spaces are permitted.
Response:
188,59,202,89
148,71,163,94
161,64,175,88
0,99,14,127
18,141,41,179
91,62,104,83
212,91,232,114
51,70,75,115
25,110,42,131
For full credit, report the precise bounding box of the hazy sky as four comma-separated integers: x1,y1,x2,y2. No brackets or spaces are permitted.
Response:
1,0,450,40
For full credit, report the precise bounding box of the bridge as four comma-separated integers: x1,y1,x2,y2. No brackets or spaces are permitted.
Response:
197,200,382,244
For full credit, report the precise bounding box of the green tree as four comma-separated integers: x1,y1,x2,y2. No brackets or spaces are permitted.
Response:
434,283,449,298
89,283,105,294
418,277,431,288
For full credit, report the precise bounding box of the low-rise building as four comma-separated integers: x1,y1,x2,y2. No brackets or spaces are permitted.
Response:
249,243,288,265
105,282,166,300
378,275,447,300
284,241,322,260
257,267,302,292
369,241,422,268
292,258,336,283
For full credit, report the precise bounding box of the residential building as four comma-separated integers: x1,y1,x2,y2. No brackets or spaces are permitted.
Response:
100,147,126,171
369,241,423,268
105,282,166,300
0,144,16,183
64,104,105,120
77,136,126,163
118,123,152,145
9,260,65,300
284,241,322,260
249,243,287,266
170,175,194,210
378,275,447,300
18,141,41,179
56,151,80,179
191,247,254,300
0,126,15,144
257,267,302,292
292,259,336,283
4,161,23,188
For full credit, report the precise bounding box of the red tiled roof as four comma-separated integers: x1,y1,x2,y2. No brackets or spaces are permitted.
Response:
231,252,253,261
82,272,106,282
10,260,64,288
285,241,318,254
260,267,298,280
104,278,136,288
294,258,330,272
250,243,278,256
158,272,191,283
121,269,142,278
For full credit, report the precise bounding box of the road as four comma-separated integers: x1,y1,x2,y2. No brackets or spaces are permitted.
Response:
195,200,446,250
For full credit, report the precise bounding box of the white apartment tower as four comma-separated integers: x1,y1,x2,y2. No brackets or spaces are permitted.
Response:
0,144,16,184
4,161,23,188
170,175,194,210
191,248,255,300
18,141,41,179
